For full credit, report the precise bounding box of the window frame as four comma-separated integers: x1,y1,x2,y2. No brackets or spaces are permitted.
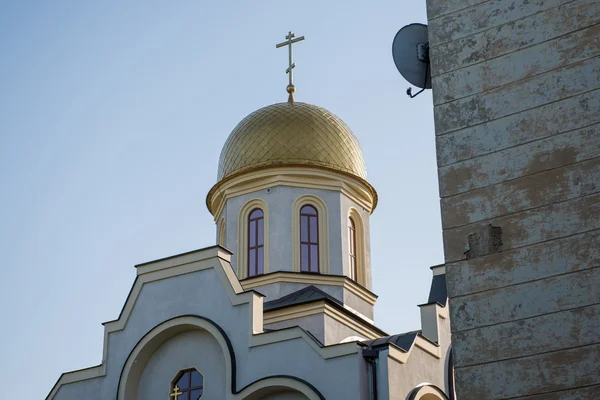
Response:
247,208,265,277
300,204,320,273
292,195,329,274
348,216,357,281
172,368,204,400
347,207,366,286
237,199,269,279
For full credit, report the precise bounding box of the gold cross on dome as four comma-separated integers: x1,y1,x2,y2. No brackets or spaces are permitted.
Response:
276,31,305,102
169,385,183,400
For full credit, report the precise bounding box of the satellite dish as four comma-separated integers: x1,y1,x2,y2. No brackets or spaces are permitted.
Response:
392,23,431,98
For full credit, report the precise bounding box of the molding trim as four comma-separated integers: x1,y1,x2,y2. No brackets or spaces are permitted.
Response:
206,166,378,220
264,302,325,324
430,264,446,276
385,334,442,365
237,199,269,279
240,271,378,306
325,303,383,339
171,365,206,397
292,194,330,274
263,301,385,340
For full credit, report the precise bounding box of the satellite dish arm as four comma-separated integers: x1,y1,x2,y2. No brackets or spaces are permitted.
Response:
407,59,430,98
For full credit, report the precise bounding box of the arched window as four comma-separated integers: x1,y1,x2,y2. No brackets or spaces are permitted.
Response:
349,217,357,281
248,208,264,277
348,208,366,286
172,368,204,399
292,195,329,274
300,204,319,272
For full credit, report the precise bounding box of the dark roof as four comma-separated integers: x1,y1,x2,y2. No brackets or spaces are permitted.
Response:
263,285,388,337
263,285,343,311
363,330,420,351
427,274,447,306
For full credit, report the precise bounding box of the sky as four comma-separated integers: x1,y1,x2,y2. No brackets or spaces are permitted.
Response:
0,1,442,397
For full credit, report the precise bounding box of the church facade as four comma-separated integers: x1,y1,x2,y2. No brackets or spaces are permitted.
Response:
47,47,453,399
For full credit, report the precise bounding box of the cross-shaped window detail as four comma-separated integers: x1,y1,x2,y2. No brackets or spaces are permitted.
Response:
171,368,203,400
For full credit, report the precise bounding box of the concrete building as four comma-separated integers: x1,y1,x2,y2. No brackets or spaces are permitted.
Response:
46,80,453,397
424,0,600,398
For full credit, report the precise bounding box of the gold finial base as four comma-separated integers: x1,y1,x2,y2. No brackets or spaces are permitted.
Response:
287,84,296,103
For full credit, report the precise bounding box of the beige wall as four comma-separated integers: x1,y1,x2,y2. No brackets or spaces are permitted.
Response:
387,348,447,400
426,0,600,398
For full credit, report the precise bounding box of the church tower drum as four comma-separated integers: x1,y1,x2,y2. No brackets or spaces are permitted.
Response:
206,100,379,323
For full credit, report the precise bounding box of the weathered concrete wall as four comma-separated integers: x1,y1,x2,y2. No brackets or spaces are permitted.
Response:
426,0,600,398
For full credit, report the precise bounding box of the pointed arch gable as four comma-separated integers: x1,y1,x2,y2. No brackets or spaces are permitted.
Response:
118,315,234,400
118,315,325,400
46,246,361,399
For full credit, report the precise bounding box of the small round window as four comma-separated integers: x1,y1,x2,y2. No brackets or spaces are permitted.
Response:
171,368,204,399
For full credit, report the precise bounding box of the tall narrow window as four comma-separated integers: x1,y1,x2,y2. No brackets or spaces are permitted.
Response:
248,208,264,277
349,217,357,281
300,205,319,272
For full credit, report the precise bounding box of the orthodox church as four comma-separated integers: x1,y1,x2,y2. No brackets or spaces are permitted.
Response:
47,33,453,400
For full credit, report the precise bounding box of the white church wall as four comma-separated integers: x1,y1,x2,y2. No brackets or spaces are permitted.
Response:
138,330,226,400
323,314,368,346
342,286,374,320
224,185,343,276
264,314,325,344
104,268,242,399
54,376,103,400
264,312,372,346
52,260,368,399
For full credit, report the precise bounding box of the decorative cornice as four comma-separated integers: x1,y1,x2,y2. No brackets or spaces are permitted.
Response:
240,271,378,306
206,166,378,219
263,300,385,340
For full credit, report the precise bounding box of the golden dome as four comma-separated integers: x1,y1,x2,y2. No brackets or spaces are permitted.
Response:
216,102,368,181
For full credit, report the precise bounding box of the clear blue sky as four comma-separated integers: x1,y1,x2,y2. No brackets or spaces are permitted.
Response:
0,1,442,397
